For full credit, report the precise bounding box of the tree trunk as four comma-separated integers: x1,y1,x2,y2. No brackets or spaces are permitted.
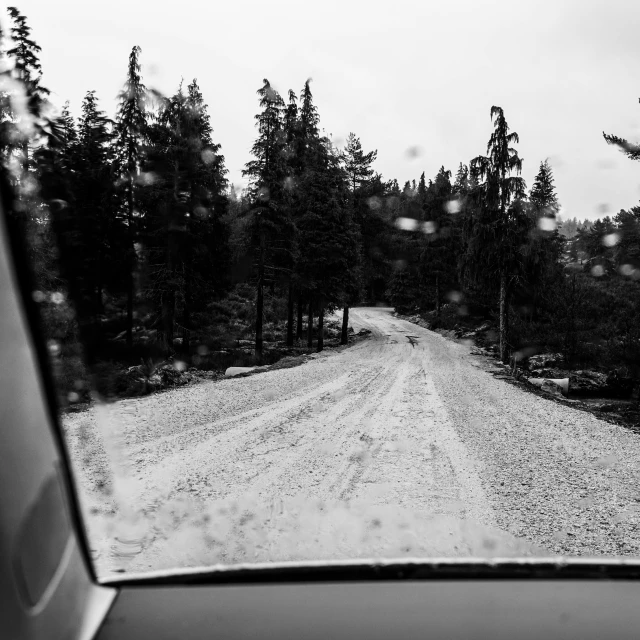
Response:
317,298,325,352
125,178,135,351
307,299,313,349
255,228,265,363
286,281,294,347
341,305,349,345
499,270,509,364
296,296,303,340
255,281,264,363
162,291,175,356
255,266,264,364
126,268,134,351
182,262,191,360
435,276,440,316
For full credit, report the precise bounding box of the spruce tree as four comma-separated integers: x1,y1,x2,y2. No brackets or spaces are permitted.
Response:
283,88,300,345
341,132,377,193
6,7,49,163
467,106,527,362
529,160,559,215
522,159,563,321
339,132,377,341
419,166,454,315
114,45,147,350
141,80,228,356
243,79,291,362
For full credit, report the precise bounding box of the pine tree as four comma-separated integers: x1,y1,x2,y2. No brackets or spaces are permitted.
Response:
453,163,469,195
114,45,147,350
341,132,377,193
296,134,359,351
417,171,427,202
141,80,229,356
468,106,527,362
529,160,559,215
521,159,563,321
6,7,49,164
419,166,454,315
243,79,291,362
282,88,300,345
55,90,120,364
339,132,377,342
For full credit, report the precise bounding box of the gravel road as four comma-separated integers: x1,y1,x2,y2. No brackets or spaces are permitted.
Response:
63,307,640,576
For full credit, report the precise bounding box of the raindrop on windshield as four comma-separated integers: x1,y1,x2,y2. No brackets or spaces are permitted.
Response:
395,217,418,231
538,217,556,232
602,233,620,247
422,221,437,234
444,199,462,214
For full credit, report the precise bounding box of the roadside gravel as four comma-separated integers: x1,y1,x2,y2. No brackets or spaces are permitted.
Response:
417,325,640,557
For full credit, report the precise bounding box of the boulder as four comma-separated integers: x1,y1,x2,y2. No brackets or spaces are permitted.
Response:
156,364,188,386
541,379,566,398
528,367,571,380
528,377,569,395
148,373,163,390
117,366,149,395
568,370,635,399
527,353,564,370
225,366,263,377
569,371,609,397
605,370,635,399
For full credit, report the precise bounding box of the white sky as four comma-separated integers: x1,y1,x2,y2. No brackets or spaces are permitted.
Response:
14,0,640,219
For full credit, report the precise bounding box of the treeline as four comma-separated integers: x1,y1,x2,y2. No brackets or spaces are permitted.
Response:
3,7,640,395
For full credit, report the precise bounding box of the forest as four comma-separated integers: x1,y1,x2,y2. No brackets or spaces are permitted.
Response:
2,7,640,407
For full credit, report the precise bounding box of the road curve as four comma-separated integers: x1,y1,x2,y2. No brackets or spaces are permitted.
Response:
63,308,640,576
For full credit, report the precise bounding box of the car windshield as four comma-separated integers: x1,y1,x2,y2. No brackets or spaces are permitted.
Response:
7,1,640,579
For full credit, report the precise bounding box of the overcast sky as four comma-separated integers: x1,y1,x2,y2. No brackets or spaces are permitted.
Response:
14,0,640,220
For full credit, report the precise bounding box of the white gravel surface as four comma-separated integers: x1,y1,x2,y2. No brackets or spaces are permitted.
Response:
62,308,640,577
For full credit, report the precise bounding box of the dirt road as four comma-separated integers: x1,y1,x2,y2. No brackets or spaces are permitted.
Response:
63,308,640,576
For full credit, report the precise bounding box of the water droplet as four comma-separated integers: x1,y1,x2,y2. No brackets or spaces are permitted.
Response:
602,232,620,247
174,360,187,372
32,290,46,303
68,391,80,403
395,217,418,231
367,196,381,210
591,265,605,277
445,199,462,214
196,344,209,356
136,172,157,186
592,454,618,468
194,206,209,219
50,291,65,305
538,217,556,232
405,146,422,159
422,221,437,234
201,148,216,164
47,339,61,357
620,264,635,276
